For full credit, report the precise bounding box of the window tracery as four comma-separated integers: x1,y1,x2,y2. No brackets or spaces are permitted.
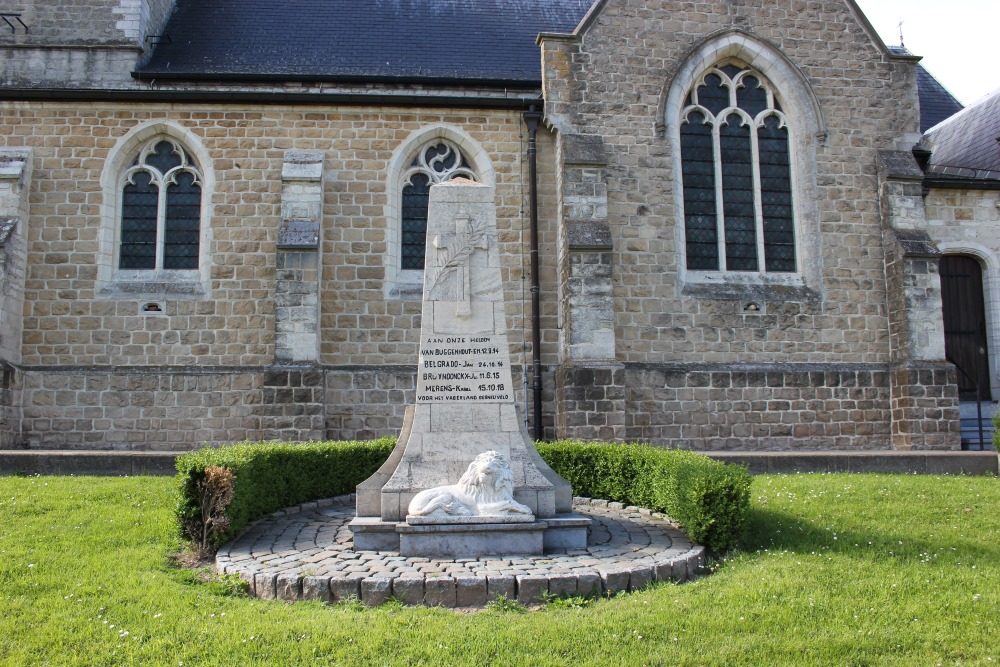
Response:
399,140,477,270
118,138,202,271
680,63,795,274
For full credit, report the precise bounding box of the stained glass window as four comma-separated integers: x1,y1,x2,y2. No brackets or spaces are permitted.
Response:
399,140,477,270
680,64,796,274
118,139,202,271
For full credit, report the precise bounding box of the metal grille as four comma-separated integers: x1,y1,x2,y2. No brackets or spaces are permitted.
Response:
401,173,430,270
680,112,718,270
164,171,201,269
119,171,158,269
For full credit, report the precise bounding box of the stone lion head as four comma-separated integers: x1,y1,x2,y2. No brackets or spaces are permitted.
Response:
457,450,514,503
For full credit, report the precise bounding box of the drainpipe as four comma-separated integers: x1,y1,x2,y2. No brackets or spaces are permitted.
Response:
523,107,544,440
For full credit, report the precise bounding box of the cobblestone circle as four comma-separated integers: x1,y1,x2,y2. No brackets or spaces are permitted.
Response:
216,495,706,607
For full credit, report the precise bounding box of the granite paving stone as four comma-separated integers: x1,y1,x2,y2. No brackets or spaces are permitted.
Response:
216,495,705,608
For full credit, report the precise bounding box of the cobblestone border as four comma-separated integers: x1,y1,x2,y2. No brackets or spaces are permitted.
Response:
216,495,707,608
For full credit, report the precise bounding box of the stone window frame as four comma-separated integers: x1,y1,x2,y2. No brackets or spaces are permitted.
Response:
662,32,827,300
98,120,213,299
384,124,494,300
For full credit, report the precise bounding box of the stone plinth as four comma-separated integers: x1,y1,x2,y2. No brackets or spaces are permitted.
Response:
397,522,547,558
351,178,587,556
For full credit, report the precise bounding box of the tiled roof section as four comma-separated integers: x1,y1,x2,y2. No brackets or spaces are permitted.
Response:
137,0,594,85
887,46,964,133
922,88,1000,181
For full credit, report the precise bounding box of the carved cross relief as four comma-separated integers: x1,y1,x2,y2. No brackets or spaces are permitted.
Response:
431,214,488,318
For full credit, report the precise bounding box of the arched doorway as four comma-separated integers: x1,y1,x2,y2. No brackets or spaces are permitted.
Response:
940,254,991,401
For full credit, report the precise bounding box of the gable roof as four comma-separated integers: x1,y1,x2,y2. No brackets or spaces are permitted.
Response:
136,0,594,86
915,65,965,133
886,46,964,133
921,88,1000,183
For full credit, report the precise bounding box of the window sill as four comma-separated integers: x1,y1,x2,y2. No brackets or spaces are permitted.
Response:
681,270,818,302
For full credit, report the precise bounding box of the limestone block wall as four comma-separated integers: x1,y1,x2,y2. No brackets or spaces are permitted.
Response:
19,367,323,450
0,0,175,88
925,187,1000,398
540,0,954,449
0,149,31,447
624,366,892,450
541,0,917,367
0,0,171,45
0,101,559,449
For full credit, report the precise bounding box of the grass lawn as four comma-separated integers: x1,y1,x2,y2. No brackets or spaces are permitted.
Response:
0,472,997,666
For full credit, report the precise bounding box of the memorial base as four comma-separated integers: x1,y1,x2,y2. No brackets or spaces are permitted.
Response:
348,514,591,556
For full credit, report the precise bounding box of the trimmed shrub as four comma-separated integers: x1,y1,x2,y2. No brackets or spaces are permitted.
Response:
176,438,395,550
536,441,752,552
176,437,750,554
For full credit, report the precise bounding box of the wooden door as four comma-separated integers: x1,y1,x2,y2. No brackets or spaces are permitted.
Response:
940,255,991,400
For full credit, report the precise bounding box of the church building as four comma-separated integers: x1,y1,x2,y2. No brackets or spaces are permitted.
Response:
0,0,980,451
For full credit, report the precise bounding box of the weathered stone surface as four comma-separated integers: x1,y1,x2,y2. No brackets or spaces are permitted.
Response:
392,577,424,606
276,573,302,601
361,577,392,607
255,573,277,600
424,577,457,608
329,576,363,603
301,576,331,603
598,568,630,595
515,575,548,605
486,574,516,601
576,571,602,598
455,576,488,607
546,574,578,598
628,565,654,592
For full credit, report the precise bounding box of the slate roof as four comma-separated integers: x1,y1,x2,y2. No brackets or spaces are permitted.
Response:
137,0,594,85
887,46,964,133
916,65,965,133
921,88,1000,182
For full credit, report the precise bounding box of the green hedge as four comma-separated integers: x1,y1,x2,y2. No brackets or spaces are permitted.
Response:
176,438,750,554
176,438,395,549
537,441,752,552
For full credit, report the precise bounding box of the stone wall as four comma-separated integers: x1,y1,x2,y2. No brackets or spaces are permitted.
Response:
0,0,170,45
19,367,324,449
925,187,1000,398
540,0,957,449
0,102,560,449
0,149,31,447
0,0,175,88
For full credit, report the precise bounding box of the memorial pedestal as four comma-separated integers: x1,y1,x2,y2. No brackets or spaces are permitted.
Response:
351,179,589,557
350,513,592,557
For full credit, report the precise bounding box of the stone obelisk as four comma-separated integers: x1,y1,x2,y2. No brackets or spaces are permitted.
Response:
351,178,587,557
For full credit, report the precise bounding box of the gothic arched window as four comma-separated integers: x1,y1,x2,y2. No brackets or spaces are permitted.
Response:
118,138,202,271
680,63,795,273
399,139,477,270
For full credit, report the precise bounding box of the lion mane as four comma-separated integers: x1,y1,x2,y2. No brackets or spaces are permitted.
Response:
407,450,533,519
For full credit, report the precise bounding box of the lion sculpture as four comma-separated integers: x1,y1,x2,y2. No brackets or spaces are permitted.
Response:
407,450,534,520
